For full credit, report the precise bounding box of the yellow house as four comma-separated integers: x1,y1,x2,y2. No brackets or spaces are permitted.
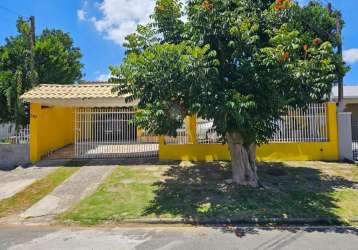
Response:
21,83,339,163
21,83,142,162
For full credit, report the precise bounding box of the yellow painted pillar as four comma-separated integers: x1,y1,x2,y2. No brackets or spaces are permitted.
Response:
159,135,165,145
327,102,339,160
186,115,197,144
327,102,338,142
29,103,41,162
137,128,143,140
158,135,165,160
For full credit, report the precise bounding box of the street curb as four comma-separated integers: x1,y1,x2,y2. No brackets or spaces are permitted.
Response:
104,217,358,226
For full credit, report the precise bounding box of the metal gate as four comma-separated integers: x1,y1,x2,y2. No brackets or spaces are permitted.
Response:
74,107,158,159
352,119,358,161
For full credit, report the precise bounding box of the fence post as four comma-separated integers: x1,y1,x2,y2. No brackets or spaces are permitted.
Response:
338,112,353,161
186,115,197,144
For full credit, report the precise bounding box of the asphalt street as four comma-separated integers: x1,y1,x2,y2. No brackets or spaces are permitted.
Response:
0,225,357,250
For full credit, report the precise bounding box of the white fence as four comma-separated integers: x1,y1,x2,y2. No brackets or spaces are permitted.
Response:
196,119,220,144
165,103,328,144
0,123,16,140
165,126,189,144
0,124,29,144
270,103,328,143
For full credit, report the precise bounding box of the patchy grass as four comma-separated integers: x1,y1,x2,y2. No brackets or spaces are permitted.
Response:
0,167,79,218
59,166,173,224
60,161,358,225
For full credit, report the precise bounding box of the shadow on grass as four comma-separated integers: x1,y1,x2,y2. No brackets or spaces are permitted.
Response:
144,162,357,227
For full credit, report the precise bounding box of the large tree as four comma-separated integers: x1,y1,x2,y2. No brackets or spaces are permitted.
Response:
112,0,347,187
0,18,83,125
35,29,82,84
0,18,38,125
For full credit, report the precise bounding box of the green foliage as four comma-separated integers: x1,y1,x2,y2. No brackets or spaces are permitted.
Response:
0,18,37,125
111,0,347,145
35,29,83,84
152,0,185,43
112,42,217,136
0,18,83,125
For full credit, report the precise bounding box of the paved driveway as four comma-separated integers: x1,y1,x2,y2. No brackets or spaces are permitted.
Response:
0,226,357,250
0,167,56,201
19,165,116,222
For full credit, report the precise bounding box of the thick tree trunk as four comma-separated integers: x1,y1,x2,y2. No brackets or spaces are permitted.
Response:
226,132,258,187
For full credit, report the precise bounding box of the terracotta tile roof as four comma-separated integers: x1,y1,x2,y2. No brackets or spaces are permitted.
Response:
20,84,121,100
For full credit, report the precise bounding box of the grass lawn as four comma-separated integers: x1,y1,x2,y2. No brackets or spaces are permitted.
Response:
60,161,358,225
0,166,79,218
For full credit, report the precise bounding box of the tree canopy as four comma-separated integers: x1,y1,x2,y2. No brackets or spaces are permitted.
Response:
112,0,347,186
0,17,83,125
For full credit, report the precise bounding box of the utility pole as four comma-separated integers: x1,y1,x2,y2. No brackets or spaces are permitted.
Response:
28,16,37,87
328,3,344,111
335,10,344,111
29,16,35,47
327,3,332,14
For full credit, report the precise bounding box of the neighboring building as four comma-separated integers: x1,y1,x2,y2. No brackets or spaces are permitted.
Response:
332,85,358,119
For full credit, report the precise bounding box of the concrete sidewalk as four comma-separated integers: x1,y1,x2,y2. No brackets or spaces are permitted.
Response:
20,165,116,221
0,167,56,201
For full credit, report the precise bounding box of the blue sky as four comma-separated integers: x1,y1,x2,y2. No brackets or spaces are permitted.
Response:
0,0,357,84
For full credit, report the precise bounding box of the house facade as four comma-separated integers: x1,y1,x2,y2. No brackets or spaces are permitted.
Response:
21,83,340,163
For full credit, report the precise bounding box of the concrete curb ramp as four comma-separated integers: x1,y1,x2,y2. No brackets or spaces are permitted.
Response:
20,165,116,219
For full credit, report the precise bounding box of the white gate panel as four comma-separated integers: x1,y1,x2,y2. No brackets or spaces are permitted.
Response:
75,108,158,159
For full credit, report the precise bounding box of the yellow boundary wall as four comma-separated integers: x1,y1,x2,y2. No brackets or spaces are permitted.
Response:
30,103,75,162
29,102,338,163
159,102,339,161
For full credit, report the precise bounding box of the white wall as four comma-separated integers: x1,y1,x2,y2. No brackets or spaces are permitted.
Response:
338,112,353,161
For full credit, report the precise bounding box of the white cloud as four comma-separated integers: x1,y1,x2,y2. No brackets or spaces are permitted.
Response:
343,48,358,64
77,9,87,21
296,0,306,6
91,0,156,46
97,73,111,81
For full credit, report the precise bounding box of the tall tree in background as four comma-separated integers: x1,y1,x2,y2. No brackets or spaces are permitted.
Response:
112,0,347,187
0,17,83,125
0,18,37,126
35,29,82,84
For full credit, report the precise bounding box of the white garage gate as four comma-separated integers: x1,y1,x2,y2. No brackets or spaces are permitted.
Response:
74,107,159,159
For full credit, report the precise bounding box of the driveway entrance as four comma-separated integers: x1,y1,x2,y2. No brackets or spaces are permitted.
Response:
74,107,158,159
